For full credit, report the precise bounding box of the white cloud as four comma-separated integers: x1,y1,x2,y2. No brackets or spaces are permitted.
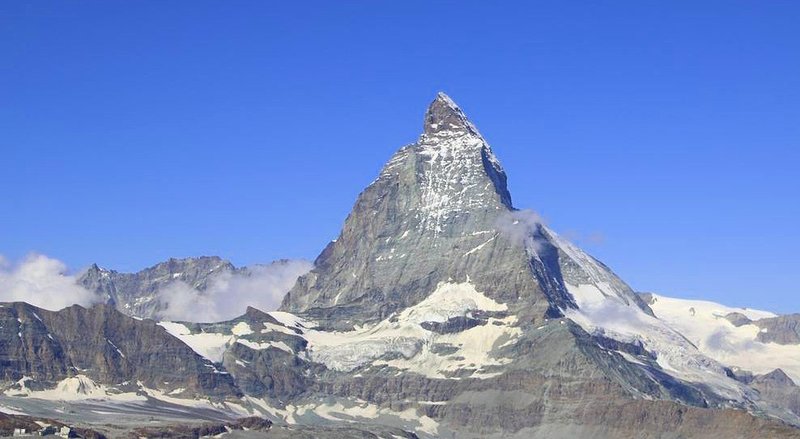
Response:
495,209,545,254
0,253,312,322
0,254,100,310
155,260,313,322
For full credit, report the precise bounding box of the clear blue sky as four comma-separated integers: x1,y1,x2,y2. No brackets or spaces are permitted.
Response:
2,2,798,312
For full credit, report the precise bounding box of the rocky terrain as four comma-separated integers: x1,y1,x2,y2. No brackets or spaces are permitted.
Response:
78,257,306,321
78,256,239,319
1,93,799,438
0,301,239,399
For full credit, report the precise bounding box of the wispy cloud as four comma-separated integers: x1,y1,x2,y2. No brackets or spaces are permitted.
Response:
495,209,545,254
563,230,606,246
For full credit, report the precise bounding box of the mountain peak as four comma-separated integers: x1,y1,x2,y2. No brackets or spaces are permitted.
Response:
423,92,478,136
757,368,796,386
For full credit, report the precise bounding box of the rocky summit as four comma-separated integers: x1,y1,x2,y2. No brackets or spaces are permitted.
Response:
1,94,800,438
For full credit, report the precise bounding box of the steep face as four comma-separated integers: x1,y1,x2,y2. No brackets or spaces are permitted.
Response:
79,256,238,319
281,93,644,329
0,302,239,399
281,94,556,328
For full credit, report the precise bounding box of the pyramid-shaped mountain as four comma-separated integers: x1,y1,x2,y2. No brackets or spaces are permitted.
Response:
281,92,649,329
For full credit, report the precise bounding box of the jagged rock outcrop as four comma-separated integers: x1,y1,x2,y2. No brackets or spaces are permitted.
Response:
78,257,309,321
722,312,800,345
754,314,800,344
751,369,800,418
0,301,239,399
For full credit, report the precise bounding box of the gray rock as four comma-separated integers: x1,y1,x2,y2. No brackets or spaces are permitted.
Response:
79,256,238,319
281,93,647,331
0,301,240,400
724,312,753,327
5,93,800,438
754,314,800,344
751,369,800,418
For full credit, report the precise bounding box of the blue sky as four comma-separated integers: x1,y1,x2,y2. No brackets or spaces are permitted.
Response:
1,2,798,312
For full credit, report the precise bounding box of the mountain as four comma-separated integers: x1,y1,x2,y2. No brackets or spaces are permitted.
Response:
0,301,239,399
640,292,800,385
2,93,800,438
78,257,308,321
79,256,239,319
281,93,649,329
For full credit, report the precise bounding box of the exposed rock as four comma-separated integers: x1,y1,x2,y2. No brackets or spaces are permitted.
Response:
724,311,753,327
751,369,800,418
128,416,271,439
420,316,486,334
79,256,238,319
755,314,800,344
281,93,648,333
0,301,239,399
4,93,800,438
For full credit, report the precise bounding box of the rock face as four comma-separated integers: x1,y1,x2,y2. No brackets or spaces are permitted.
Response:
754,314,800,344
79,256,238,319
723,311,800,345
751,369,800,418
281,93,648,330
0,302,239,399
78,257,309,321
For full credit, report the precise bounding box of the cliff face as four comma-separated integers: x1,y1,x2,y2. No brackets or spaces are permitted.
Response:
0,302,239,399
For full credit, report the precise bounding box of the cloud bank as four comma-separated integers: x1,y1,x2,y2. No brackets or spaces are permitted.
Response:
0,254,100,310
154,260,313,322
0,254,312,322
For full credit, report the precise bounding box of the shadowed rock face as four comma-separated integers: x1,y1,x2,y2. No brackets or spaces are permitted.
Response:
0,302,239,399
724,311,754,326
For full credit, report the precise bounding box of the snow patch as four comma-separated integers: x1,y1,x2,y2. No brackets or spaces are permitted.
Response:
158,322,232,363
237,339,294,354
231,322,254,336
303,281,518,378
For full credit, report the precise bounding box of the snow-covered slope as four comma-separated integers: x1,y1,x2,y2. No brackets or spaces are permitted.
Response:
642,293,800,382
542,229,755,402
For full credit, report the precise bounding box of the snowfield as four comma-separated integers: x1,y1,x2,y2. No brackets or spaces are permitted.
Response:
646,293,800,382
304,280,520,378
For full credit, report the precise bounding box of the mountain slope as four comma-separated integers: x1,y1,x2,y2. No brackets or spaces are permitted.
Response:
79,257,309,320
79,256,238,319
0,301,239,400
641,292,800,382
2,93,799,438
268,93,800,436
